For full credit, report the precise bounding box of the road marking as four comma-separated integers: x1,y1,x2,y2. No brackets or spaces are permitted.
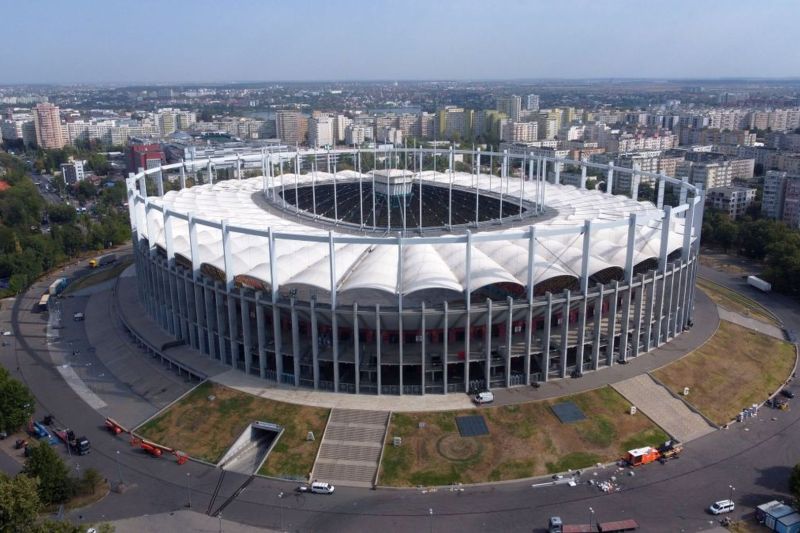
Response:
56,364,108,410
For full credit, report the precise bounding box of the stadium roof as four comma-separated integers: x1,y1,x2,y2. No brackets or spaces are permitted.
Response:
140,170,690,297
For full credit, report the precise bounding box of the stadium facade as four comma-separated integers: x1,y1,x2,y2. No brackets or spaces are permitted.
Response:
127,147,703,395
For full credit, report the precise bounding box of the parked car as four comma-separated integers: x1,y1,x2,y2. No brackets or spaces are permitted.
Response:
709,500,735,515
473,391,494,404
780,389,795,399
310,481,335,494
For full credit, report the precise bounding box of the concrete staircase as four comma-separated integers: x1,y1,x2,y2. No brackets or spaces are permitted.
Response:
311,409,390,488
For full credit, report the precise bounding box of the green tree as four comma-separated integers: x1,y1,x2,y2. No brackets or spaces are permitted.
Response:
0,473,41,533
0,367,35,433
22,441,73,505
47,204,77,224
714,219,739,253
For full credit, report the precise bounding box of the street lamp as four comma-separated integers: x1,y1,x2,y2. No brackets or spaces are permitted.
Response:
186,472,192,508
278,491,285,532
729,484,736,501
589,507,595,529
218,512,223,533
115,450,123,485
429,508,434,533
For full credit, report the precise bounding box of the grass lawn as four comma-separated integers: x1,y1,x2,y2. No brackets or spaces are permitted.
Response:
697,277,779,326
63,257,134,295
379,386,668,486
653,320,796,425
137,381,329,479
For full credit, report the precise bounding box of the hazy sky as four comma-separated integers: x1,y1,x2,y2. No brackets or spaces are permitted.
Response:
3,0,799,83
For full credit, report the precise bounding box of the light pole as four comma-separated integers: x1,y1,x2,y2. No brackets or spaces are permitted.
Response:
278,491,285,532
218,512,223,533
115,450,122,485
729,484,735,501
589,507,595,529
186,472,191,508
428,508,433,533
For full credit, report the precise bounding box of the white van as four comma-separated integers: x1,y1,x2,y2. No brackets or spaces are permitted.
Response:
474,391,494,404
709,499,735,515
311,481,335,494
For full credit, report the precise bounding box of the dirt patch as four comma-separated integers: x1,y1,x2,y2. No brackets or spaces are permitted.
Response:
379,386,668,486
136,382,329,479
699,250,760,277
697,277,779,327
653,320,796,425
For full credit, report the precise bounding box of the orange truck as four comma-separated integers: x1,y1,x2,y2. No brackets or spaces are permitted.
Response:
624,446,661,466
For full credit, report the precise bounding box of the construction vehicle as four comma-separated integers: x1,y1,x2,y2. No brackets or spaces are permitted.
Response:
54,428,91,455
89,253,117,268
657,440,683,462
624,446,661,467
130,436,189,465
104,417,127,436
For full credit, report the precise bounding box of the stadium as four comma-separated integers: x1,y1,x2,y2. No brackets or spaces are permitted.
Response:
127,146,704,395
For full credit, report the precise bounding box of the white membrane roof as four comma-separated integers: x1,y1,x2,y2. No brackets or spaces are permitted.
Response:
142,171,691,296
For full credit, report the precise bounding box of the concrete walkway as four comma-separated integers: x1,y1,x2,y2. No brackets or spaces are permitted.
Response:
109,510,274,533
717,307,785,340
612,374,715,443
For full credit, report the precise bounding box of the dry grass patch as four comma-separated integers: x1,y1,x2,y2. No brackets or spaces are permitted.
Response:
379,386,668,486
699,251,758,277
137,381,329,479
653,320,795,425
697,277,778,326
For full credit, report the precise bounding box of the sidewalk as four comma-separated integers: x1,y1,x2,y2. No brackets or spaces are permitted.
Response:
116,265,720,412
110,510,274,533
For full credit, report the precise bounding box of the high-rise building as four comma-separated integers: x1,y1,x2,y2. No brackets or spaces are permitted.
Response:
783,177,800,229
496,95,522,122
334,114,352,143
501,121,538,143
436,107,473,140
526,94,540,111
60,159,86,184
762,170,788,220
276,111,308,145
706,186,756,220
344,124,368,146
1,118,36,146
308,114,335,148
33,103,65,149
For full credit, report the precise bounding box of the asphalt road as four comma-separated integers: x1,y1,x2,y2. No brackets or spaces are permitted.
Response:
1,262,798,532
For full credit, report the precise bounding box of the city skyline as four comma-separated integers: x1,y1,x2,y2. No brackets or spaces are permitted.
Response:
3,0,800,84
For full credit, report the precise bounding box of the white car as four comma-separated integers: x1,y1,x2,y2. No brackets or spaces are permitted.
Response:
310,481,335,494
709,499,735,515
473,391,494,404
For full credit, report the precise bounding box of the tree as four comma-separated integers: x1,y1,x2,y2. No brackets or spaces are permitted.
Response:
0,367,35,433
0,473,41,533
47,204,77,224
22,441,73,505
714,219,738,253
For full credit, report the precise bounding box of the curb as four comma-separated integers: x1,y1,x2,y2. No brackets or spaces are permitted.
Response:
646,372,721,431
131,380,209,434
309,408,334,483
697,275,783,327
373,411,392,488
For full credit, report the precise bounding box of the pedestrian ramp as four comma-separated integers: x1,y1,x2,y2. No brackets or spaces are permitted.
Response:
612,374,715,443
311,409,390,488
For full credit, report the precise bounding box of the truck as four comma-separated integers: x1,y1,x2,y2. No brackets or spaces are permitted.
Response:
548,517,638,533
624,446,661,467
89,253,117,268
747,275,772,292
48,277,68,296
54,428,91,455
